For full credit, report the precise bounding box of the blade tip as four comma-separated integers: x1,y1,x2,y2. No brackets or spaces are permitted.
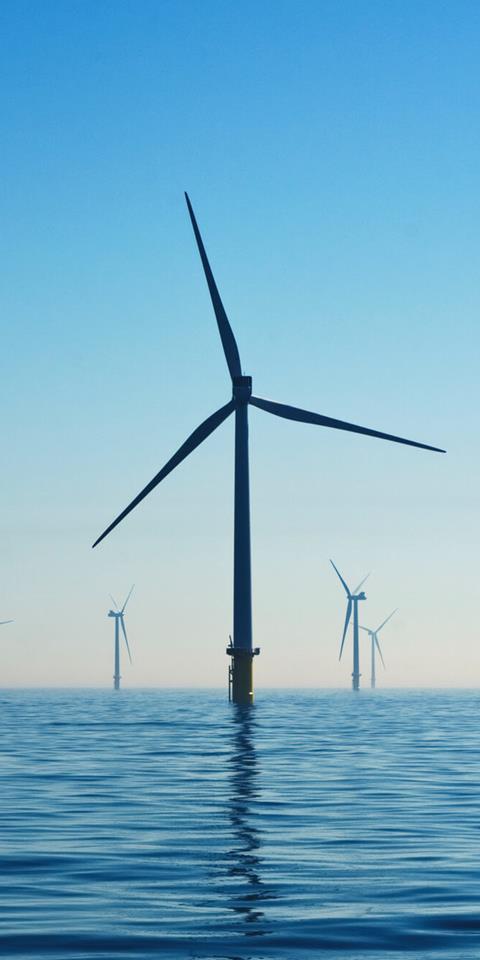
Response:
92,531,107,549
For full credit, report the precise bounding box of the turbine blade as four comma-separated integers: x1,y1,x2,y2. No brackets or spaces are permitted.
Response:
376,609,397,634
185,193,242,380
121,585,135,614
93,400,235,547
330,559,351,597
375,636,386,669
109,595,120,611
0,620,13,625
339,598,352,660
359,626,370,633
120,617,132,663
353,573,369,594
249,396,445,453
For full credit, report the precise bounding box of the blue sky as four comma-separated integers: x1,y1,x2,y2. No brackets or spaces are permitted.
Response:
1,0,478,686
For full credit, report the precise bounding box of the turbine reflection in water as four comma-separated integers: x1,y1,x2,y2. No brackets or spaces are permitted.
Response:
224,707,273,937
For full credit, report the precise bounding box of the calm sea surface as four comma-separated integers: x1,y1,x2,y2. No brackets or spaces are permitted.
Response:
0,689,479,959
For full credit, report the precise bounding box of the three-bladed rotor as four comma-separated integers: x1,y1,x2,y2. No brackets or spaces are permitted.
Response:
360,608,397,669
92,194,445,551
330,560,369,660
108,586,134,663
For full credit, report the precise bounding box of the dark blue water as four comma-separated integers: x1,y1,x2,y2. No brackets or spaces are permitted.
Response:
1,689,479,959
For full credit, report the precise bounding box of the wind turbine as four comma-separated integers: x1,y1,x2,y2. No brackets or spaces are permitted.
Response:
93,193,445,705
360,609,397,689
108,587,133,690
331,561,369,690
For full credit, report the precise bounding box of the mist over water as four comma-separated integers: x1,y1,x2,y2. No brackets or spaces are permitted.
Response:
0,689,479,959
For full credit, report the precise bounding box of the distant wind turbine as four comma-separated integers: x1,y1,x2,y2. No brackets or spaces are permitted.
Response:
331,561,369,690
108,587,134,690
93,194,445,705
360,609,397,689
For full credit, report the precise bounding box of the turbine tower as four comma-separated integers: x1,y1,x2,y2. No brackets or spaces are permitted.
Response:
108,587,133,690
331,561,369,690
360,609,397,689
93,194,444,705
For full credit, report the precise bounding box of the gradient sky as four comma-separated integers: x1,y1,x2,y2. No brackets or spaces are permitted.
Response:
1,0,478,687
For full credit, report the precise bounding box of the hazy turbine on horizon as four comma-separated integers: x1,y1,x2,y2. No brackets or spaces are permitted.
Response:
93,193,444,705
360,609,397,689
108,587,133,691
331,561,369,690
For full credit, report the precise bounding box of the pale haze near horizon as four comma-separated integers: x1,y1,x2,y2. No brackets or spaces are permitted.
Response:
1,1,478,688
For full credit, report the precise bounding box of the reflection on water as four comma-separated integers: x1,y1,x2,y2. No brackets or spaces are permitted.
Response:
225,706,271,936
2,690,480,958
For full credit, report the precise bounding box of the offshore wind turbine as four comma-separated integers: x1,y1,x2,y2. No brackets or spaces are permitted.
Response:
108,587,133,690
93,193,444,705
331,561,369,690
360,609,397,689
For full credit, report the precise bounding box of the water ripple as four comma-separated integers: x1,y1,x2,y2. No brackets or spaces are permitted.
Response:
0,689,479,958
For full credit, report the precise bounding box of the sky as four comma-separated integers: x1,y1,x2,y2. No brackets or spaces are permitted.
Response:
1,0,479,687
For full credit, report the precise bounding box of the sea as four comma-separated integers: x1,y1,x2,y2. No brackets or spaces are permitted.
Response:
0,688,479,959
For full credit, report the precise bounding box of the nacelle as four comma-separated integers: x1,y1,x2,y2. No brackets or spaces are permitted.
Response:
232,375,252,402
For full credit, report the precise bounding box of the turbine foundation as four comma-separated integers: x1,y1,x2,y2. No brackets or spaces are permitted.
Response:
227,645,260,705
